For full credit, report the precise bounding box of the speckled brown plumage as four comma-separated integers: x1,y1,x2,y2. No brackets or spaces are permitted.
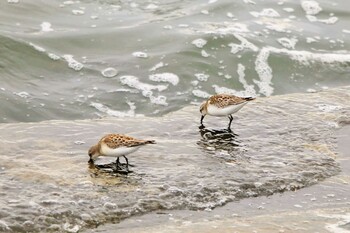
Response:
208,94,254,108
100,134,155,149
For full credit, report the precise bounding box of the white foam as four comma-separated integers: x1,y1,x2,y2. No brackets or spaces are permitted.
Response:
263,20,293,33
242,0,256,4
316,104,343,112
343,29,350,34
14,91,30,98
199,22,250,35
120,76,167,92
29,43,46,52
101,67,118,78
40,22,53,32
191,38,207,48
48,53,60,60
307,88,317,93
107,88,139,94
63,223,80,233
211,68,256,97
63,55,84,71
7,0,19,3
254,48,273,96
149,62,166,71
306,37,318,43
178,24,189,28
283,8,294,13
192,89,211,98
301,1,322,15
195,73,209,82
277,37,298,49
163,25,173,30
306,15,338,24
145,4,158,10
250,8,280,18
72,9,85,15
120,75,168,105
132,51,148,58
228,34,259,54
63,1,74,5
191,80,199,86
149,73,179,85
149,95,168,106
201,50,210,57
252,46,350,96
237,64,257,96
226,12,234,18
90,101,136,117
267,47,350,65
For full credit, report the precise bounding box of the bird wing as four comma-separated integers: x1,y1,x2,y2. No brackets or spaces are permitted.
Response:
102,134,154,148
210,94,247,108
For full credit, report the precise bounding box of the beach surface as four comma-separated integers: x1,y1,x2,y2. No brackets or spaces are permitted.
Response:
1,87,349,232
89,125,350,233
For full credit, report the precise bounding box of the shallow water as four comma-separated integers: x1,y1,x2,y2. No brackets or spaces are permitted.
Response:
91,124,350,233
1,87,349,232
1,0,350,122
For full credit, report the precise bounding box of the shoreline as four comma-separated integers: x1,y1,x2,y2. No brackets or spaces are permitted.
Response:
87,125,350,233
1,87,349,232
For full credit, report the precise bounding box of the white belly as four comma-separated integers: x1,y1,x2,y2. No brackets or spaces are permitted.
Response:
207,102,247,116
100,144,140,157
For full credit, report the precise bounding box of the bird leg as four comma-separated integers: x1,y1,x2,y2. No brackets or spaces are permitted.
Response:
115,157,121,170
123,155,129,171
200,115,205,127
228,115,233,130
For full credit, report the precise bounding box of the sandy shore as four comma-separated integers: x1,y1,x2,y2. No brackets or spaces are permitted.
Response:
87,125,350,233
1,87,349,232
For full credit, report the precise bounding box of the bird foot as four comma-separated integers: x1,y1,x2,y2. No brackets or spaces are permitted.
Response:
119,163,135,167
114,163,134,174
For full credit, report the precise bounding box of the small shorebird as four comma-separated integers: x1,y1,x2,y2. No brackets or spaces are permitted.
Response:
200,94,255,130
88,134,156,172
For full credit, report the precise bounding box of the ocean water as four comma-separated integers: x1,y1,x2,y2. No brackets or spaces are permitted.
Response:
0,0,350,122
1,0,350,232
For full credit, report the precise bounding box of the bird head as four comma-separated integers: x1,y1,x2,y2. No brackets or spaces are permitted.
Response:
88,145,100,163
199,101,207,116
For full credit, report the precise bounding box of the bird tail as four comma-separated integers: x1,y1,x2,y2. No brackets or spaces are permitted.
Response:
244,97,255,101
129,140,156,147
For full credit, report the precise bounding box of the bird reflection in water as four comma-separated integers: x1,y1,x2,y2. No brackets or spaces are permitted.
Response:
197,125,247,164
88,160,132,176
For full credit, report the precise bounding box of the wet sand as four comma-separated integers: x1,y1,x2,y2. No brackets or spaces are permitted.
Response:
88,126,350,233
1,87,349,232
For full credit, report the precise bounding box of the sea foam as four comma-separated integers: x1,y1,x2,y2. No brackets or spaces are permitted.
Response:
149,73,179,85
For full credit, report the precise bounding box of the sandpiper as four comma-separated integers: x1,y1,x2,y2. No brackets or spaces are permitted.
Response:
88,134,156,172
200,94,255,130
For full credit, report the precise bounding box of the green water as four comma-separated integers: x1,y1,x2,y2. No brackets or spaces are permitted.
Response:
0,0,350,122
